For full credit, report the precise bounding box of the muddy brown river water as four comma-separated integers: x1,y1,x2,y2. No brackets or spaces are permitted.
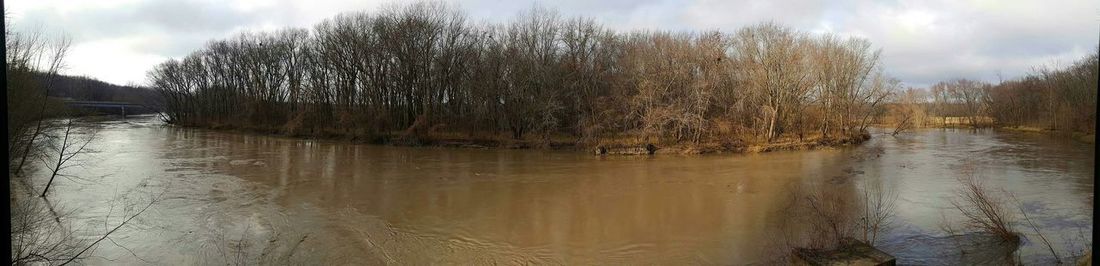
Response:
28,116,1093,265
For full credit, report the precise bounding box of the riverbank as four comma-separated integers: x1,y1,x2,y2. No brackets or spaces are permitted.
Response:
643,133,871,155
873,121,1095,144
997,126,1095,144
166,121,872,155
34,116,1094,264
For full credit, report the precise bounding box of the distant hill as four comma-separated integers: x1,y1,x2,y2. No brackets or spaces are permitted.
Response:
35,72,163,109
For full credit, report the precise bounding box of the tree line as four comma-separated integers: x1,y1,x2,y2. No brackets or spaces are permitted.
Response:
985,51,1097,133
150,2,897,147
39,72,162,106
878,50,1097,135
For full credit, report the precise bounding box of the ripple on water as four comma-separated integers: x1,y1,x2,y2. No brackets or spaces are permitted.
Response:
44,117,1094,264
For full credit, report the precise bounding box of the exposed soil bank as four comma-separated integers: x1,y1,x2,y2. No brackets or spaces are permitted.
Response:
167,122,872,155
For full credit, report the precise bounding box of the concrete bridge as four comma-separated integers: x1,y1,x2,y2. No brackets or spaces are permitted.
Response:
63,100,155,117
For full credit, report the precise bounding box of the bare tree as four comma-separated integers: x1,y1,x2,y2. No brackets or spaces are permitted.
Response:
39,117,99,198
730,23,814,142
857,180,897,245
856,71,897,133
8,22,158,266
7,26,72,178
146,1,902,150
809,35,881,137
983,50,1097,133
888,88,927,135
1007,194,1061,263
947,79,990,127
948,172,1018,243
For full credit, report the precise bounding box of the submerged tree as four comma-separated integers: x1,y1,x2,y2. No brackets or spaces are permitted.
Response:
7,20,156,265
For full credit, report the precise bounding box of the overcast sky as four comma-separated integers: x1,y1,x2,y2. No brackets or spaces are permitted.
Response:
6,0,1099,88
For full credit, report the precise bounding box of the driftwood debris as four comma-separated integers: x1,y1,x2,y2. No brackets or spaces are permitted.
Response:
594,144,657,155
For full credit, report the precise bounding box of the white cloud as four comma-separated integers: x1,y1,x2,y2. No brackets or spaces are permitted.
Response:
64,37,167,86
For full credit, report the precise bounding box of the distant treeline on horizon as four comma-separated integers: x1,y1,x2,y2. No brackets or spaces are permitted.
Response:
33,72,162,107
148,1,1096,146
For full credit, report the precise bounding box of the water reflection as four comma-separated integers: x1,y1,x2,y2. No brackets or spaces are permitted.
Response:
39,117,1093,264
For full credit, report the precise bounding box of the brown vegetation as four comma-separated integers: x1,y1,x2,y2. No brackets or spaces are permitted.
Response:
937,166,1095,264
769,177,897,263
148,2,894,152
944,172,1019,244
988,52,1098,134
892,171,1021,264
877,50,1097,138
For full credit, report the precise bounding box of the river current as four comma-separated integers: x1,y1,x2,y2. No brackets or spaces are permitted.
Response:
27,116,1093,265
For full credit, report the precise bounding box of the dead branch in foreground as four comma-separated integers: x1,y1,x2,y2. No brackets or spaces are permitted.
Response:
947,172,1018,243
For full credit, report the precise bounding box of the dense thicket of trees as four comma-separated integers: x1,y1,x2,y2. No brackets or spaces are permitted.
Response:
38,73,162,106
878,50,1097,135
986,52,1098,133
150,2,896,146
928,79,995,127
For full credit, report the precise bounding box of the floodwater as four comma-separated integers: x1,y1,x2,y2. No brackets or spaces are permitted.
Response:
27,116,1093,265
